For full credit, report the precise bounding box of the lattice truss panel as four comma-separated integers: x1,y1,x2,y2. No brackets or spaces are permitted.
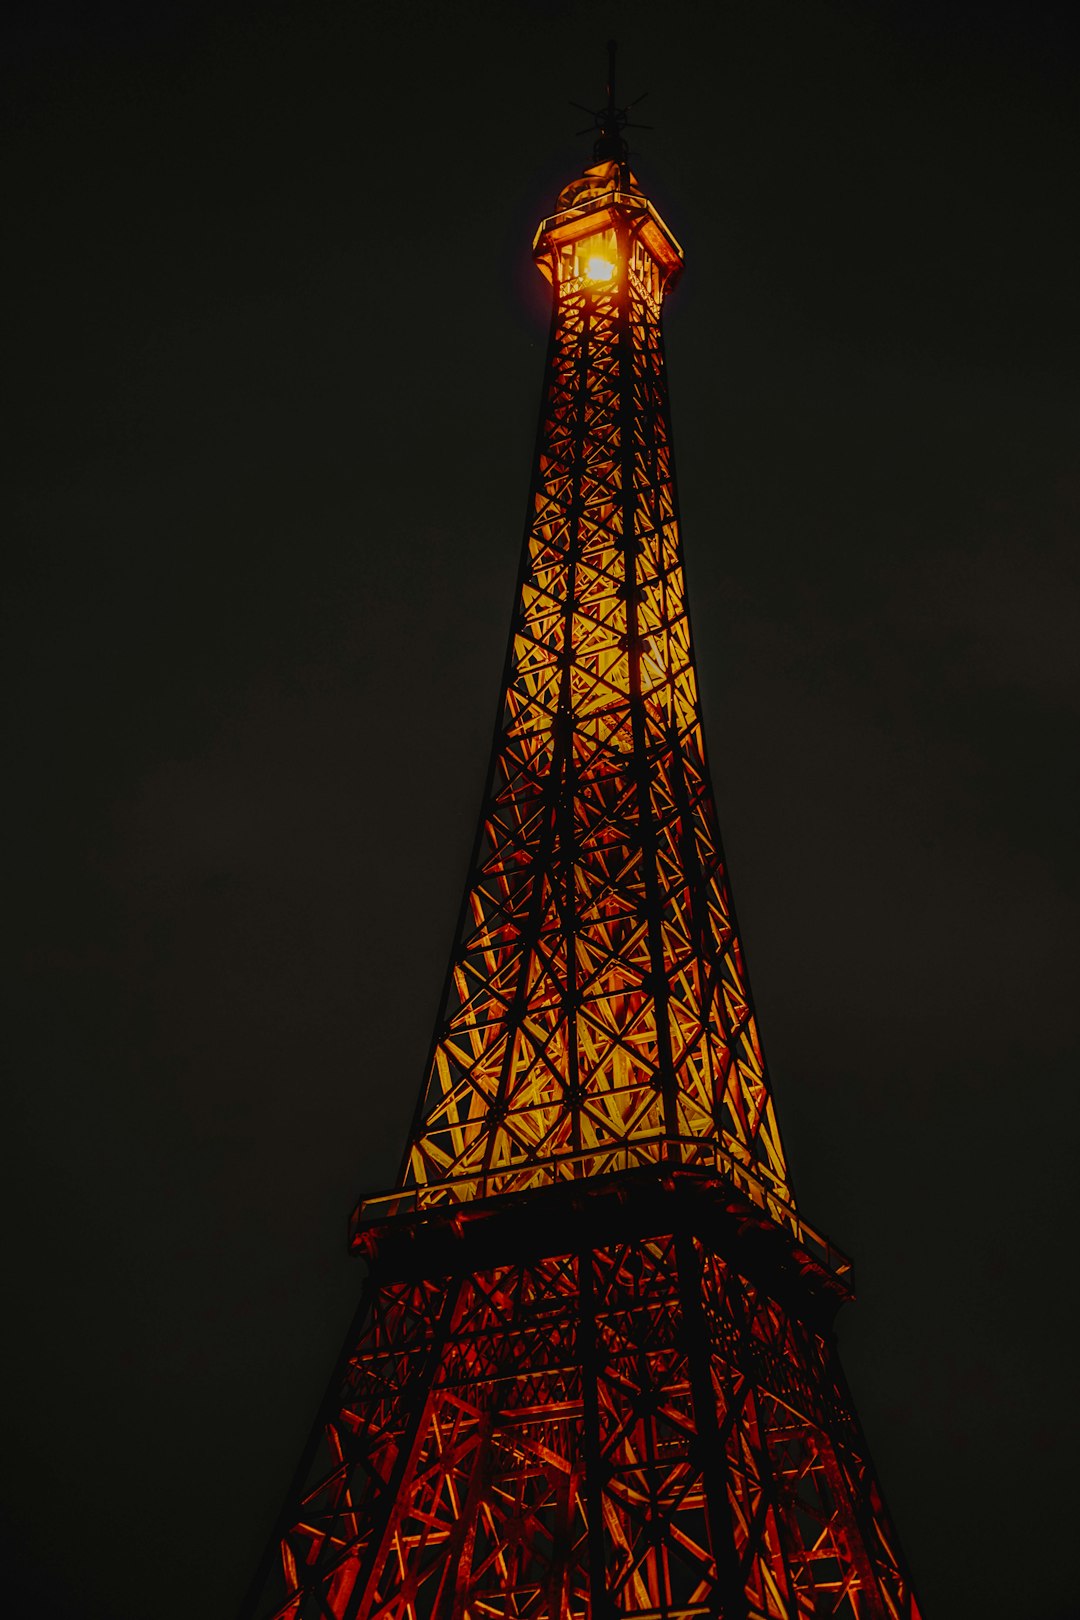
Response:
404,235,788,1209
266,1237,919,1620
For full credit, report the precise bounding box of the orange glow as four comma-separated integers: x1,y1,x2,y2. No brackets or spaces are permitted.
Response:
585,253,616,282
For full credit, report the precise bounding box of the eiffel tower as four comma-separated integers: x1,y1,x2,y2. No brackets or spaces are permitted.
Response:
242,53,922,1620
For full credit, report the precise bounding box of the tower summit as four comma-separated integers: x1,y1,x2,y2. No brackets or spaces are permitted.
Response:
242,65,922,1620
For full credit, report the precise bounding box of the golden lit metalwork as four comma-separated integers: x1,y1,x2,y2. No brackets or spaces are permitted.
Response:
394,159,789,1228
243,114,922,1620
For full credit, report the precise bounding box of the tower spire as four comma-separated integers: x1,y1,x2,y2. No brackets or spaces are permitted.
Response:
595,38,624,161
571,38,648,174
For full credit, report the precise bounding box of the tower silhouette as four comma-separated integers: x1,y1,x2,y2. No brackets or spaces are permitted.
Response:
243,64,922,1620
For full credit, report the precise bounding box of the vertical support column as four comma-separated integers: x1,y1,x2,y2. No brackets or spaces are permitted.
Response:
579,1243,614,1620
815,1333,914,1620
238,1272,377,1620
338,1272,464,1620
619,227,679,1145
675,1230,751,1620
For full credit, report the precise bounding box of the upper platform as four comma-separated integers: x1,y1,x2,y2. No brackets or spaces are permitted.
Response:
532,158,684,299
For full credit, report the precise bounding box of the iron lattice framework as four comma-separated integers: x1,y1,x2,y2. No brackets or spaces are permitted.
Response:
243,148,921,1620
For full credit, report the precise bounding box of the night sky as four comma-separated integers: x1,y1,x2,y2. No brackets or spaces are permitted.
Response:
5,2,1079,1616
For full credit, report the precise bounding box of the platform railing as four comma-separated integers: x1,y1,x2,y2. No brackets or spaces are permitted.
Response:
352,1135,851,1282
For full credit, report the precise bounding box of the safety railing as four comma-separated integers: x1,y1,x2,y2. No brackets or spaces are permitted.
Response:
352,1135,851,1282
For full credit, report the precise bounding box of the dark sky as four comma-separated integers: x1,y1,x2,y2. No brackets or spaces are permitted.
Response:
5,1,1078,1616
